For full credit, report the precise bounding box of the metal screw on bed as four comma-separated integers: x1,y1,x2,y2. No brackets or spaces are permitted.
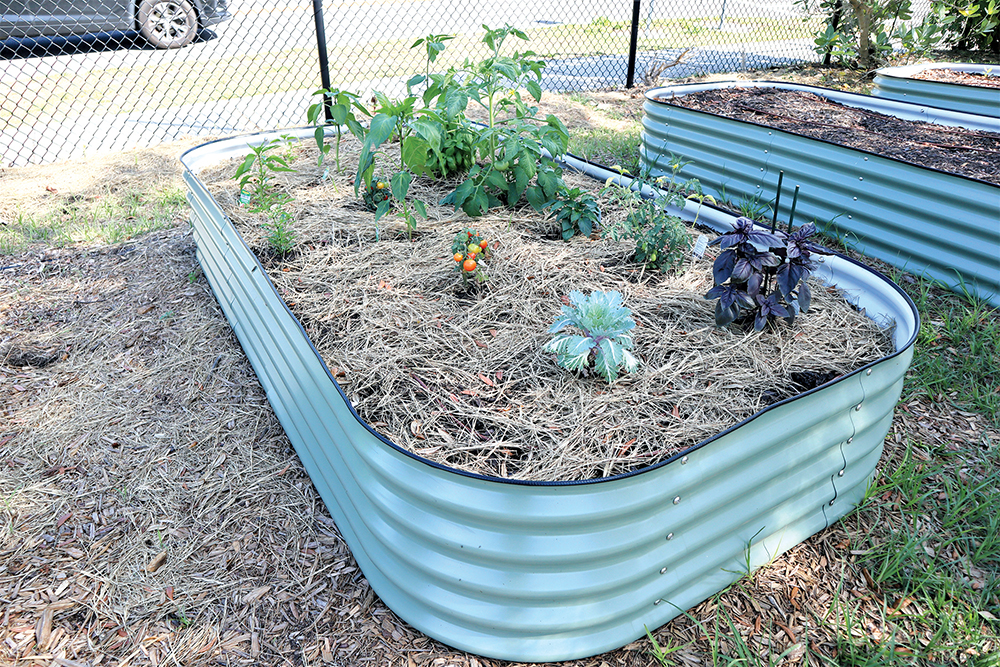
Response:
855,404,863,411
673,496,681,504
829,499,836,506
867,369,873,375
848,437,854,444
681,456,688,464
654,599,663,605
660,567,668,574
666,532,674,540
839,470,845,477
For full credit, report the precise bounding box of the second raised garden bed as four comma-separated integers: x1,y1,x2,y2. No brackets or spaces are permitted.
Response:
642,81,1000,308
874,62,1000,118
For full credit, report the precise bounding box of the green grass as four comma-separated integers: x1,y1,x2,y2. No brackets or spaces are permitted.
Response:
568,126,642,175
831,436,1000,665
901,279,1000,424
0,186,187,254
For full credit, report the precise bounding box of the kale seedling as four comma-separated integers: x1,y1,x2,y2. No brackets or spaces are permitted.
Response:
543,290,639,383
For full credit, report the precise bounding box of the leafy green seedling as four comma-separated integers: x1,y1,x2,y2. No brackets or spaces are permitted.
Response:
543,290,640,383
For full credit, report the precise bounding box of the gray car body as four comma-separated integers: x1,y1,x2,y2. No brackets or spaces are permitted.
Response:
0,0,229,41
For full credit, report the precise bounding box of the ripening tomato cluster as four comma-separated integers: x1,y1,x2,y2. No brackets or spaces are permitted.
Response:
454,238,489,272
450,228,493,279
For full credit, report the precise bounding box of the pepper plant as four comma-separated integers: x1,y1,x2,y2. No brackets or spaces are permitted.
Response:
545,187,601,241
306,88,368,174
438,25,571,216
543,290,640,383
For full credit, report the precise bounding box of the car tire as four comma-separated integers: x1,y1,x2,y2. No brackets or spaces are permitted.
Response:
138,0,198,49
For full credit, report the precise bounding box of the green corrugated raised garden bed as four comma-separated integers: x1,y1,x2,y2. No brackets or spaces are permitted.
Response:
641,81,1000,308
874,62,1000,118
179,27,919,662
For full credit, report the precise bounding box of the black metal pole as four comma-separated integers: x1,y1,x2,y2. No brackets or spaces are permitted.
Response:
823,3,842,67
626,0,642,88
312,0,333,123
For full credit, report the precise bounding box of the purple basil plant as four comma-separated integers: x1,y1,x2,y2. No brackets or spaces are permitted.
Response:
705,217,829,331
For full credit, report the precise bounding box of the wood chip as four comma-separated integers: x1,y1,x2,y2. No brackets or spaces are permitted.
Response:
145,550,167,573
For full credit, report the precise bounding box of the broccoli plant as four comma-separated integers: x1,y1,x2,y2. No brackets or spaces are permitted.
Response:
704,217,829,331
543,290,640,383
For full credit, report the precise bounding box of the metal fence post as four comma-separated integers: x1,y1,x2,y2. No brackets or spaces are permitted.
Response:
823,3,842,66
312,0,334,123
626,0,642,88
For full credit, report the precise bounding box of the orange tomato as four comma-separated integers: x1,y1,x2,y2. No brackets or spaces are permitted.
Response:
463,259,477,272
453,253,464,262
479,240,489,250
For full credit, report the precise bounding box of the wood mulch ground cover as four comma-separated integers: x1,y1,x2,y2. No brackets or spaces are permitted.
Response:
663,88,1000,185
912,67,1000,89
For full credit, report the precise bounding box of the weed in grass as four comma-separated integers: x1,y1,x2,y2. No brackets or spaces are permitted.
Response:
734,192,771,221
839,439,1000,662
645,626,688,666
0,186,186,254
649,596,802,666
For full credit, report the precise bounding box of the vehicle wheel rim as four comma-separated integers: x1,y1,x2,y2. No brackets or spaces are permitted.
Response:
149,2,191,41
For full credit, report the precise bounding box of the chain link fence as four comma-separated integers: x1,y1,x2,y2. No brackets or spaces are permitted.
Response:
1,0,859,167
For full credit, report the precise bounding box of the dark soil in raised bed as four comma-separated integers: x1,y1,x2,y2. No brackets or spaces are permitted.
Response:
913,68,1000,89
664,87,1000,185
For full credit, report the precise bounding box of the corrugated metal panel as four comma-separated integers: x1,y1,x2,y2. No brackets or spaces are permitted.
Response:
874,63,1000,118
642,81,1000,309
181,129,917,662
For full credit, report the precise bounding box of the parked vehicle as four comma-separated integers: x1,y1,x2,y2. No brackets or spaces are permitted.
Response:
0,0,230,48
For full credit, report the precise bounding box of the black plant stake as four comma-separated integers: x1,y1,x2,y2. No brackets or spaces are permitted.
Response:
771,170,784,233
787,185,800,235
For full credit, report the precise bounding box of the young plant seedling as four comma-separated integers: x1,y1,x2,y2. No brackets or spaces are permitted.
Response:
546,187,601,241
233,139,298,256
543,290,639,383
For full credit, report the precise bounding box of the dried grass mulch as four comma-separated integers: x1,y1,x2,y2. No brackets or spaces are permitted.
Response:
199,140,894,482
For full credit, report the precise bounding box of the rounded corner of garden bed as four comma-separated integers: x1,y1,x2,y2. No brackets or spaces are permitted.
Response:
179,127,920,662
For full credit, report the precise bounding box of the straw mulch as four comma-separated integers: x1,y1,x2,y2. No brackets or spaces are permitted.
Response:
200,139,894,482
